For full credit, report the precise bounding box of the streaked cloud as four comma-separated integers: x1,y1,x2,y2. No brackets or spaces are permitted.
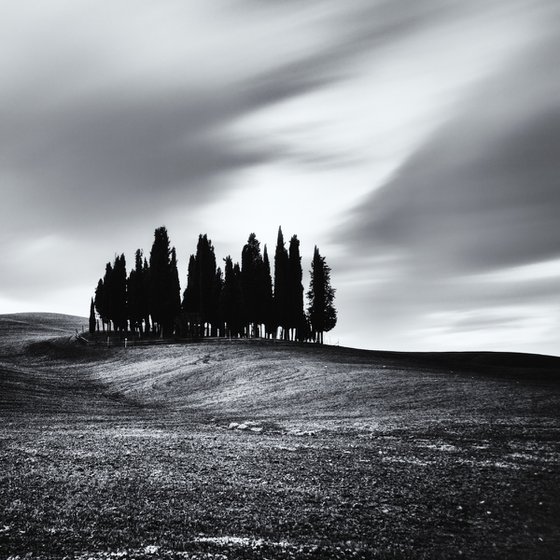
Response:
0,0,558,355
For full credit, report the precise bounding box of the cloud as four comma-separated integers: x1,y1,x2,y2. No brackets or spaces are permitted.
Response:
341,25,560,275
331,10,560,354
2,0,543,244
1,0,559,356
0,90,278,236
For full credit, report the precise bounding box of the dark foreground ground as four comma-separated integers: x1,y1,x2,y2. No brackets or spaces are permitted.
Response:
1,313,559,559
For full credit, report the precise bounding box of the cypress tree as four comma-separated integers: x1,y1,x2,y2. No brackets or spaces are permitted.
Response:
273,226,289,340
182,234,217,336
213,266,224,337
94,277,107,331
169,247,182,335
241,233,264,337
127,268,138,333
307,246,337,344
210,267,224,336
182,254,198,313
127,249,144,335
220,256,236,338
141,257,151,334
89,297,96,334
232,262,246,338
95,256,126,332
112,254,128,332
102,262,114,331
198,235,217,335
261,245,274,338
287,235,305,341
149,226,180,337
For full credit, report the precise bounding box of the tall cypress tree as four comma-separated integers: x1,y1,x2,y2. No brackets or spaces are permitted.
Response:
102,262,114,331
141,257,151,334
89,297,96,334
241,233,264,337
94,277,107,331
95,256,126,332
182,255,198,313
287,235,305,341
149,226,180,337
220,256,236,337
169,247,182,334
260,245,274,338
232,262,246,338
127,249,145,335
213,266,224,336
199,235,217,335
112,254,128,332
307,246,337,344
273,226,289,340
182,234,217,336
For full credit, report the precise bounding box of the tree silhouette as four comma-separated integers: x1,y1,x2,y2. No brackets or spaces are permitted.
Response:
287,235,305,341
141,256,151,334
182,255,198,315
213,266,224,336
88,298,96,334
103,262,114,331
99,261,114,331
127,249,147,335
112,254,128,332
94,255,127,332
149,226,180,337
182,234,217,336
90,226,338,344
261,245,274,338
199,235,218,335
241,233,265,337
307,246,337,344
232,262,246,337
94,277,107,331
274,226,289,340
220,256,236,337
169,247,182,334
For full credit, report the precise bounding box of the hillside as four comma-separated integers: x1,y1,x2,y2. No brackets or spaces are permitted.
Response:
1,312,559,427
1,313,560,559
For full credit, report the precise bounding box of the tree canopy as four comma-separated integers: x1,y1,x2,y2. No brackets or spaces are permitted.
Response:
307,246,337,344
91,226,337,344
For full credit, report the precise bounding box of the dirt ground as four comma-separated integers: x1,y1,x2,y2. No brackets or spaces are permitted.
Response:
1,314,559,559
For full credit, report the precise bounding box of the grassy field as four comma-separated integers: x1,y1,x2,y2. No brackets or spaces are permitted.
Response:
1,313,559,559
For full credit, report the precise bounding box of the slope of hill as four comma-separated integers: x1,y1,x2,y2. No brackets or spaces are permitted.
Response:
1,313,560,560
1,312,559,426
0,312,86,345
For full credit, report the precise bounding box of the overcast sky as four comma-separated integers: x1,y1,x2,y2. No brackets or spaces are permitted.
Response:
1,0,559,355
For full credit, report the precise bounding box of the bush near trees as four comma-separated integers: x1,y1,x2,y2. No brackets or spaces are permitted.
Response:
90,226,337,344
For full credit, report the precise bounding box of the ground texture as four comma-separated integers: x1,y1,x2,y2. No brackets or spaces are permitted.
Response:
1,313,559,559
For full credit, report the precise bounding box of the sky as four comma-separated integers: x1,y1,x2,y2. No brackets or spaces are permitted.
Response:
1,0,559,355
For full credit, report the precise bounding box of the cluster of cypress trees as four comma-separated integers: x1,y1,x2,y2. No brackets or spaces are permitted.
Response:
90,226,336,344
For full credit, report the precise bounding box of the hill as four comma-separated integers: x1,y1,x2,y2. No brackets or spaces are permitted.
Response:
1,313,559,559
1,312,559,426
